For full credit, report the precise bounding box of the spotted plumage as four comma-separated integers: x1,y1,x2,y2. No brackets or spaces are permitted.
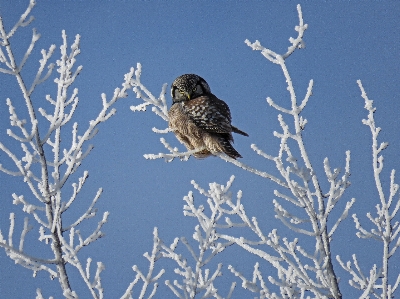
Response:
168,74,248,159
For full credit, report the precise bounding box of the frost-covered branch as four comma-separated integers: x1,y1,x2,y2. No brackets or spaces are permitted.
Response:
36,288,55,299
0,3,137,297
244,4,307,63
121,228,165,299
157,180,238,298
143,137,206,162
238,5,352,298
185,177,339,298
123,178,241,298
0,213,58,278
337,81,400,298
129,63,169,122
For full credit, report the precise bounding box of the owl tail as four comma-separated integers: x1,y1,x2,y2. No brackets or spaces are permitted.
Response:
218,136,243,159
232,125,249,137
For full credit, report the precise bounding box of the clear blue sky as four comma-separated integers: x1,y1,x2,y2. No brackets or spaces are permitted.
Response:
1,1,399,298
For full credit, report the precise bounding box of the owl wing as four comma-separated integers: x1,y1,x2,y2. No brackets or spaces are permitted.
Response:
182,94,232,134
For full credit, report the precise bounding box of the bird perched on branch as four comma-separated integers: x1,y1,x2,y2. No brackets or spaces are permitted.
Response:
168,74,248,159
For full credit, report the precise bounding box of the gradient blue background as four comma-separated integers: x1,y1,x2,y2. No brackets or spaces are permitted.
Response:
1,1,400,298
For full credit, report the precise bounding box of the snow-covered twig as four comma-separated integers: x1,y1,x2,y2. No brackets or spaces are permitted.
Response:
154,178,239,298
241,5,349,298
337,81,400,298
121,228,165,299
0,3,138,297
185,177,336,298
143,138,206,162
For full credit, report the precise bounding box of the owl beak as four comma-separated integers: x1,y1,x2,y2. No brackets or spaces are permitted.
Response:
185,92,191,100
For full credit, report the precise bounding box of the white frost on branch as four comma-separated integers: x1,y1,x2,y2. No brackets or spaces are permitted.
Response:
0,2,138,297
184,175,348,298
129,63,169,122
337,81,400,299
36,288,55,299
121,228,165,299
235,5,355,298
244,4,307,63
158,178,238,298
143,138,207,162
118,177,241,298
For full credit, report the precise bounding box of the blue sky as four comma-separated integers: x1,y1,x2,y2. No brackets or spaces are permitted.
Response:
1,1,400,298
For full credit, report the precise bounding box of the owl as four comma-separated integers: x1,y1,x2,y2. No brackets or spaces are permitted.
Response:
168,74,248,159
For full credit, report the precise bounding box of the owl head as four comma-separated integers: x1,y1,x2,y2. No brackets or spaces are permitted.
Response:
171,74,211,103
